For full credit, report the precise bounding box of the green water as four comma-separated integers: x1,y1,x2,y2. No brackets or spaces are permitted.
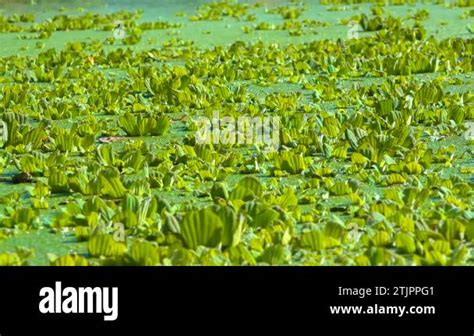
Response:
0,0,471,57
0,0,472,265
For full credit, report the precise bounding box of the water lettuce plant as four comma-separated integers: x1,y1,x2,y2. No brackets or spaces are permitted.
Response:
0,0,472,266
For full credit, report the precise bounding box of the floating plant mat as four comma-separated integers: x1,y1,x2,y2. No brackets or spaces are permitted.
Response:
0,0,472,265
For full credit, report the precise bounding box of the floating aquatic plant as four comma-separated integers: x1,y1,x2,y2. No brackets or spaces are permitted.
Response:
0,2,472,266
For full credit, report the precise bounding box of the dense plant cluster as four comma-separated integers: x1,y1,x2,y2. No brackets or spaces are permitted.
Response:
0,1,472,265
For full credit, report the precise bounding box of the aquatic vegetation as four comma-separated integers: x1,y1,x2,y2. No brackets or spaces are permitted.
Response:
190,0,251,21
0,247,34,266
0,1,472,266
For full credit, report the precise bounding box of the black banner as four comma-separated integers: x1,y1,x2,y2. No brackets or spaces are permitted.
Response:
0,267,472,335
